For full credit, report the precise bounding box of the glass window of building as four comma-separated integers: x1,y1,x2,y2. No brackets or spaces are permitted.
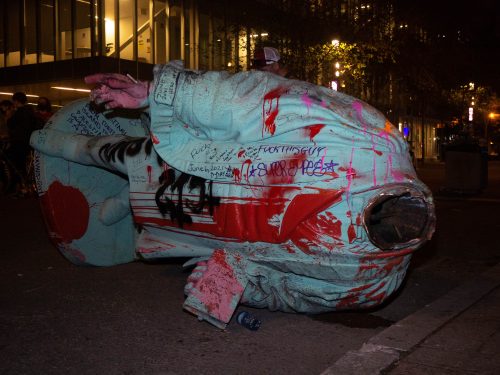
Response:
212,17,225,70
184,0,191,67
137,0,151,63
104,0,116,57
154,0,168,64
119,0,135,60
24,0,37,65
6,1,21,66
40,0,55,62
198,10,210,70
75,0,92,58
57,0,73,60
169,1,182,61
0,4,5,67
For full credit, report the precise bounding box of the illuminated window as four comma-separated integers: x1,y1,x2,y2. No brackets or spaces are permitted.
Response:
104,0,117,57
57,0,72,60
74,0,91,58
154,0,168,64
6,1,21,66
169,1,182,61
137,0,151,63
119,0,134,60
25,0,37,64
40,0,55,62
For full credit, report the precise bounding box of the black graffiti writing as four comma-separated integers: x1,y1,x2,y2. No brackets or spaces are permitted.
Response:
155,168,220,228
98,137,154,165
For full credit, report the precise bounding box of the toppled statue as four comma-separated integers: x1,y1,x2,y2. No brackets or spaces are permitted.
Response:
30,62,435,329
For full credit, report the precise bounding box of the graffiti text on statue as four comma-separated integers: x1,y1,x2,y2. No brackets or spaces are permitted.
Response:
257,145,326,158
248,158,339,178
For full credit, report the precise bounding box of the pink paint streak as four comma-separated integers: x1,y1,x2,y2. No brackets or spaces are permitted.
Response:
301,93,313,113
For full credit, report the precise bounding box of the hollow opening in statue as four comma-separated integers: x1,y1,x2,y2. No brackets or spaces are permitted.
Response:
365,191,433,250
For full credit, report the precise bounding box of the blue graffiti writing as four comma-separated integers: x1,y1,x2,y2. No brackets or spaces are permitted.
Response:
248,159,339,178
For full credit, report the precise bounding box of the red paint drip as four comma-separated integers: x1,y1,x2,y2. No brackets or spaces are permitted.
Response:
232,168,242,183
262,87,288,136
146,165,152,183
304,124,326,142
40,181,89,244
347,223,356,243
356,213,362,226
241,159,253,182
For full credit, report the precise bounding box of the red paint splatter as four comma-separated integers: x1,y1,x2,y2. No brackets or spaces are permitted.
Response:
151,133,160,144
237,149,245,158
304,124,326,143
262,87,288,136
189,249,244,322
356,213,362,226
146,165,152,183
347,223,356,243
241,159,253,182
40,181,89,244
286,190,343,250
232,168,241,183
382,256,405,275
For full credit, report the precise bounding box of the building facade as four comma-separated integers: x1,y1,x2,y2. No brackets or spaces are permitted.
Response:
0,0,439,158
0,0,271,106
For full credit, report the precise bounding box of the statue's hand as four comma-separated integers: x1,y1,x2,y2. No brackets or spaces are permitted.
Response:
85,73,151,109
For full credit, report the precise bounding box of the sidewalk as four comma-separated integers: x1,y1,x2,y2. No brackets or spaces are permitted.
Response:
321,264,500,374
321,161,500,374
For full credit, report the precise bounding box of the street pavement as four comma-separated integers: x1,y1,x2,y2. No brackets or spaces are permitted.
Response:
323,160,500,374
1,161,499,374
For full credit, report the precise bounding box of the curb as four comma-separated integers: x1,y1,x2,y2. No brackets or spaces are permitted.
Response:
320,262,500,375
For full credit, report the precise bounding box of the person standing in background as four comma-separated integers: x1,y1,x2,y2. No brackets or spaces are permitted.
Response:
6,92,40,194
251,47,289,77
35,96,53,125
0,100,14,140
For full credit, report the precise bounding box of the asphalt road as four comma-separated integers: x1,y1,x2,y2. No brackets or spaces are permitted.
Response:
1,161,499,374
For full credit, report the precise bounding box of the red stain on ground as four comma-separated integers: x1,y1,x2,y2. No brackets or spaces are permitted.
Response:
40,181,89,244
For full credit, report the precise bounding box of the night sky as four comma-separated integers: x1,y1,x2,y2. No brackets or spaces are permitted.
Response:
396,0,500,90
